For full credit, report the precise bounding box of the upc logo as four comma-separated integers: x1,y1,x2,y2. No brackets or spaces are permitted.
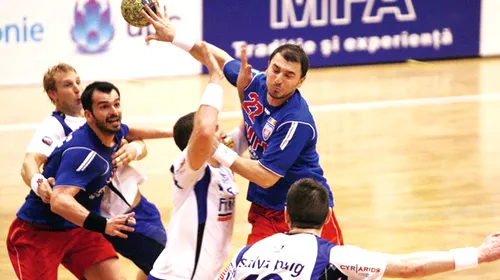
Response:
71,0,114,54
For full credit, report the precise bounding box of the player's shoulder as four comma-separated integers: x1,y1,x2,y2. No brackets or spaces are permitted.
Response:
58,145,108,174
170,149,210,181
280,92,314,119
252,72,267,87
58,126,92,149
37,114,65,134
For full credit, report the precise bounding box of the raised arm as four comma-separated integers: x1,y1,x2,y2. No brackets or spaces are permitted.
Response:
140,1,257,105
186,42,225,170
141,3,233,70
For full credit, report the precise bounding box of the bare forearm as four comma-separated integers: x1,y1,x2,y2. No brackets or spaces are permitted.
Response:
50,193,90,227
385,252,457,278
21,154,46,187
189,41,232,73
230,158,279,188
188,105,219,169
127,126,173,141
21,159,38,187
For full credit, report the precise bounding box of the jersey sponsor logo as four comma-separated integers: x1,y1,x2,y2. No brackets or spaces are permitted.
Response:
89,185,107,199
242,92,264,124
340,264,381,274
42,136,53,146
262,117,277,141
218,196,235,221
245,123,268,160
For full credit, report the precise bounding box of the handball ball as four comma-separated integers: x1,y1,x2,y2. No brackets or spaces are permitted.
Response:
121,0,158,27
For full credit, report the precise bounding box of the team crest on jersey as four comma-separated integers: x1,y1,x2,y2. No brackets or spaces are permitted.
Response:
42,136,53,146
262,117,277,141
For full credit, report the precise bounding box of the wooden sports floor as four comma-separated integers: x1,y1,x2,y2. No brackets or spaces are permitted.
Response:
1,57,500,279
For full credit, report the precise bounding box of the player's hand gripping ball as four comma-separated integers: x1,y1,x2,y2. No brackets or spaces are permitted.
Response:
121,0,158,27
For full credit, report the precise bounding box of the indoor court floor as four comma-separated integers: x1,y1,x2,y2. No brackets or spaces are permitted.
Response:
1,57,500,279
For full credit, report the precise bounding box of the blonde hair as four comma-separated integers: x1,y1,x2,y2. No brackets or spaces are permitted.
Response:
42,63,77,103
43,63,77,93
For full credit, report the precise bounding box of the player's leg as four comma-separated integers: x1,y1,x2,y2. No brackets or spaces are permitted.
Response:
83,258,125,280
246,203,289,245
105,231,165,280
137,270,147,280
6,218,62,280
105,195,166,279
320,207,344,245
147,274,164,280
61,227,124,280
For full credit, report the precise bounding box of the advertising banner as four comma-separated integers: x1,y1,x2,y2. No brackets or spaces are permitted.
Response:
0,0,202,86
480,0,500,56
203,0,481,71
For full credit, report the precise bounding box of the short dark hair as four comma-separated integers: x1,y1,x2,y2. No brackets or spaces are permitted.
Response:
286,178,329,230
81,81,121,112
269,44,309,78
173,112,196,151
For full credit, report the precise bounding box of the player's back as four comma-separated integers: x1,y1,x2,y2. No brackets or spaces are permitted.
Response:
226,233,335,279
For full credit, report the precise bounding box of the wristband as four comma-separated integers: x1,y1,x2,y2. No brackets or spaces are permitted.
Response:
30,174,46,196
172,31,196,52
128,141,143,160
200,83,223,112
450,247,479,271
83,212,107,233
212,143,238,168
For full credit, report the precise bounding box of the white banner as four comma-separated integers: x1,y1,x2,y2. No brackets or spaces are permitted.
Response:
480,0,500,56
0,0,202,86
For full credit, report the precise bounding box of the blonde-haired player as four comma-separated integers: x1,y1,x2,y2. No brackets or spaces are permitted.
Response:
19,63,171,280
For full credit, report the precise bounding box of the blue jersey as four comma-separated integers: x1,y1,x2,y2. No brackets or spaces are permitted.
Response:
223,60,333,210
17,123,129,229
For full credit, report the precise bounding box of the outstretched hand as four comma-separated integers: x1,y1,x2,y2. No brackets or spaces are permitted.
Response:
236,45,253,100
478,232,500,263
141,1,175,43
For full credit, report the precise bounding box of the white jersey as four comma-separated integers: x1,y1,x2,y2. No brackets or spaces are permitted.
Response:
150,126,248,280
26,114,84,155
220,233,387,280
26,112,144,218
